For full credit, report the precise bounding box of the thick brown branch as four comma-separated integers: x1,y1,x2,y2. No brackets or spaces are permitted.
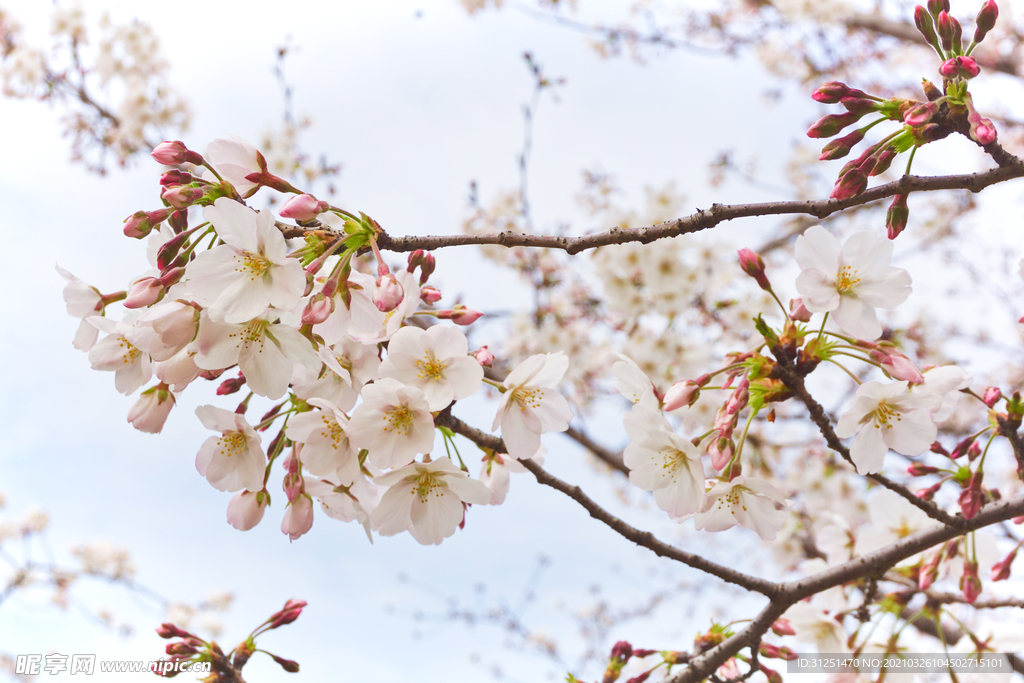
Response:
769,345,962,527
433,410,780,597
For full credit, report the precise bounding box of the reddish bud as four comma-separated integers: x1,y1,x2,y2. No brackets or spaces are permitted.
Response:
967,440,982,461
168,210,188,233
161,185,205,210
937,11,955,51
950,435,974,458
960,560,982,603
124,277,165,309
872,346,923,382
812,81,868,104
886,193,910,240
217,373,246,396
818,129,866,161
372,273,405,313
160,170,195,187
725,377,750,415
771,618,796,636
830,169,868,201
789,297,812,322
438,305,484,325
807,111,862,139
664,380,700,411
908,463,939,476
270,654,300,673
919,549,943,590
915,6,941,50
971,116,997,145
904,102,938,126
930,441,950,456
958,472,984,519
983,387,1002,407
419,285,442,304
868,147,897,176
243,170,298,195
280,194,329,222
473,346,494,367
916,481,943,500
975,0,999,43
992,548,1016,581
152,141,204,166
840,96,878,115
301,293,335,325
737,248,771,290
156,623,193,640
166,642,197,656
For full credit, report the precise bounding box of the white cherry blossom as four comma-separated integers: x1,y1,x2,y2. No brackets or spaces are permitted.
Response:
347,270,422,343
184,198,305,324
835,380,939,474
57,264,102,351
371,457,492,545
378,325,483,411
292,337,381,412
305,473,382,541
227,490,268,531
87,316,152,395
612,353,659,410
127,300,198,362
347,379,435,469
286,399,359,481
623,405,705,519
916,365,972,422
204,136,263,197
795,226,911,340
191,311,319,399
693,477,789,540
784,601,849,654
194,405,265,493
492,352,573,460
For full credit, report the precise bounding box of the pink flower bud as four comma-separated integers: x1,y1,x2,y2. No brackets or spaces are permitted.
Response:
243,169,298,194
418,253,436,284
271,655,300,673
936,11,956,51
958,472,984,519
438,305,484,325
127,384,175,434
811,81,864,104
818,129,866,161
217,373,246,396
227,490,268,531
419,285,442,304
886,193,910,240
916,481,942,500
927,0,950,17
930,441,950,456
761,666,783,683
123,211,154,239
281,494,314,542
915,6,941,50
971,117,997,145
280,193,329,222
301,293,335,325
737,248,771,290
871,347,924,383
771,619,795,636
708,437,735,471
991,548,1016,581
807,111,862,139
908,463,939,476
124,277,165,309
373,273,405,313
788,297,812,322
840,96,878,115
974,0,998,43
269,602,307,628
951,436,975,458
967,440,982,461
166,642,197,656
960,560,982,603
919,549,942,590
664,380,700,411
725,377,750,415
160,185,204,210
156,623,193,640
159,170,195,187
868,147,897,177
473,346,494,367
152,141,204,166
940,56,981,79
983,387,1002,407
904,102,938,127
830,169,868,201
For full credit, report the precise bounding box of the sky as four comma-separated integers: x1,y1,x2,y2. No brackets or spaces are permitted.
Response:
2,0,1022,682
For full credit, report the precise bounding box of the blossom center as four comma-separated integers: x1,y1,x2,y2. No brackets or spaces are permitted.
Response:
318,415,346,449
712,486,749,516
834,265,861,294
416,353,447,382
871,403,903,430
237,250,271,280
116,336,142,365
510,386,541,411
383,405,414,436
217,431,246,457
412,472,443,502
658,449,686,482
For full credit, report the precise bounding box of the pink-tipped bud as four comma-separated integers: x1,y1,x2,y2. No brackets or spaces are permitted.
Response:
281,494,314,542
438,305,484,325
830,169,868,201
919,549,943,590
124,277,165,309
159,266,186,289
915,6,941,50
983,387,1002,408
759,644,781,659
166,642,197,656
270,654,300,673
156,623,193,640
160,185,204,210
975,0,999,43
868,147,897,177
217,373,246,396
916,481,943,500
930,441,950,456
971,116,997,145
280,194,329,222
761,666,783,683
807,112,862,139
243,169,298,195
960,560,982,603
160,170,195,187
908,463,940,476
419,285,442,304
372,273,405,313
709,436,735,471
473,346,494,367
840,96,878,115
951,436,975,459
407,249,426,272
664,380,700,411
301,293,335,325
227,490,268,531
937,11,955,50
958,472,984,519
770,619,795,636
927,0,950,17
737,248,771,290
123,208,173,239
811,81,868,103
725,377,750,415
940,56,981,79
991,548,1016,581
152,141,204,166
819,129,866,161
968,440,982,461
789,297,812,322
871,347,924,383
270,605,306,629
904,101,938,127
886,193,910,240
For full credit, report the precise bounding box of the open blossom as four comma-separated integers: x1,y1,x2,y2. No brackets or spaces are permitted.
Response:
378,325,483,411
853,489,941,556
127,300,199,361
479,449,544,505
795,226,911,339
612,353,659,410
693,477,788,541
835,380,939,474
306,473,382,541
184,198,305,324
87,316,152,395
623,406,705,519
191,311,320,399
784,602,848,654
204,136,263,197
292,337,381,412
347,270,422,343
916,365,972,422
285,399,359,482
493,352,573,460
57,265,103,351
347,379,435,470
372,457,492,545
194,405,265,492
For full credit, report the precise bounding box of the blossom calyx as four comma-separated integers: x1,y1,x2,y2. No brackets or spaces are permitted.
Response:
152,140,204,167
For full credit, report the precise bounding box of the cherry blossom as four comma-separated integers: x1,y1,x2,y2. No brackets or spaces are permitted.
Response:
305,472,382,541
478,450,543,505
127,300,198,362
204,136,263,197
184,198,305,324
57,265,103,351
835,380,939,474
623,405,705,519
194,405,265,493
693,477,788,540
795,226,911,339
127,383,175,433
347,378,435,470
853,489,941,556
378,325,483,411
347,270,422,343
784,601,849,654
285,399,359,481
371,457,492,545
87,316,152,395
292,338,381,412
916,365,972,421
191,311,320,400
227,490,268,531
281,494,314,542
612,353,659,410
492,352,573,460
